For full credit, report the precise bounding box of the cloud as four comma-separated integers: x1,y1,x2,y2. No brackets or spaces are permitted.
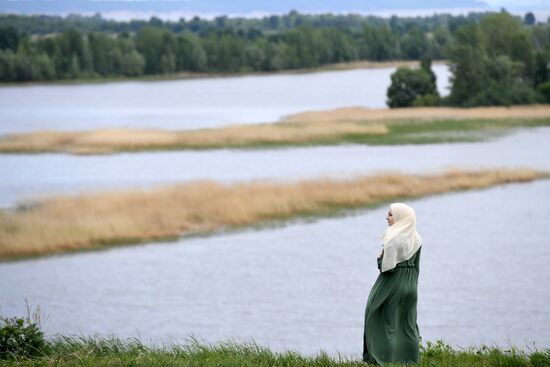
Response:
484,0,550,8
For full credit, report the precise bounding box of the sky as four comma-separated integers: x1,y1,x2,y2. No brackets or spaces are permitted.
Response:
0,0,548,21
486,0,548,6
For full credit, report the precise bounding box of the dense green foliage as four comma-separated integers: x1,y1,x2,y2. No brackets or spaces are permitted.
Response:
0,316,48,359
539,81,550,103
386,12,550,108
386,57,439,107
447,12,550,106
0,11,488,35
0,11,496,82
1,11,549,108
0,334,548,367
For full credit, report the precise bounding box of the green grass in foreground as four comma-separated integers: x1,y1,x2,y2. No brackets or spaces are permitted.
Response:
1,336,549,367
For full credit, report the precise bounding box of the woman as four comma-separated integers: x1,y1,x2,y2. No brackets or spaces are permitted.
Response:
363,203,422,365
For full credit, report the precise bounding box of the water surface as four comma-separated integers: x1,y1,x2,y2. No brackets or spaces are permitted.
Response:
0,180,548,356
0,65,449,135
1,127,548,208
1,65,549,357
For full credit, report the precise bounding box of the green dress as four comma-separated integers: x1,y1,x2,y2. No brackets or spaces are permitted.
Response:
363,246,421,365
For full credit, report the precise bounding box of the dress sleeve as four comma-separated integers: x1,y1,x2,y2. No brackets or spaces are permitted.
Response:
377,255,395,273
414,247,421,273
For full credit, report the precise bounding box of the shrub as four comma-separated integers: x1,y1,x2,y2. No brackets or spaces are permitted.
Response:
413,93,441,107
0,315,47,359
538,81,550,103
386,67,438,108
420,339,454,358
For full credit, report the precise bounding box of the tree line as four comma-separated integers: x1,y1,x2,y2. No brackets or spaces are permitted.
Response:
386,12,550,107
0,10,505,81
0,11,489,36
1,11,549,107
0,22,453,81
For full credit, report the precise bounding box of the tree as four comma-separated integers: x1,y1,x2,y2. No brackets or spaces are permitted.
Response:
67,55,80,78
471,55,537,106
175,32,207,71
361,25,397,61
268,42,291,71
244,44,266,71
447,13,537,106
135,26,164,74
386,67,438,108
1,11,548,86
321,28,357,63
32,53,56,80
420,56,438,96
283,26,320,68
0,26,19,51
121,50,144,76
0,50,17,81
538,81,550,102
55,29,89,77
268,15,279,30
524,12,536,26
148,16,164,28
88,33,111,75
429,25,451,59
534,50,549,87
400,26,429,60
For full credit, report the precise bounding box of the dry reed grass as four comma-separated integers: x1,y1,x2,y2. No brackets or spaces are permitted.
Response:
2,105,550,154
0,121,388,154
0,168,546,260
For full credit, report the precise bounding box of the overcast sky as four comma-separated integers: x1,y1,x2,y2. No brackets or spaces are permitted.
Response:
0,0,548,21
485,0,548,6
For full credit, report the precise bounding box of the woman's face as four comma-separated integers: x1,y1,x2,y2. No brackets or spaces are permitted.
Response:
386,208,395,226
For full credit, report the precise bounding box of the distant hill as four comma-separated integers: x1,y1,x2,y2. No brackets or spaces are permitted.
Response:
1,0,547,22
0,0,491,16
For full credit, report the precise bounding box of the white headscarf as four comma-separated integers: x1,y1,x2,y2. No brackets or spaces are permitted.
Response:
380,203,422,272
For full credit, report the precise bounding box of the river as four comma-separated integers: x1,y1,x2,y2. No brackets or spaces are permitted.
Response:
1,66,549,357
0,177,548,357
0,127,548,209
0,65,449,135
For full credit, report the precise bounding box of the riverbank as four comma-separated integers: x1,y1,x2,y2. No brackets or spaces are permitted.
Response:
1,334,548,367
0,168,546,261
0,59,438,87
1,105,550,155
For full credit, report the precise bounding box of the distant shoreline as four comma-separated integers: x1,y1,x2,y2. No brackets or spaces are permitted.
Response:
0,59,447,87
